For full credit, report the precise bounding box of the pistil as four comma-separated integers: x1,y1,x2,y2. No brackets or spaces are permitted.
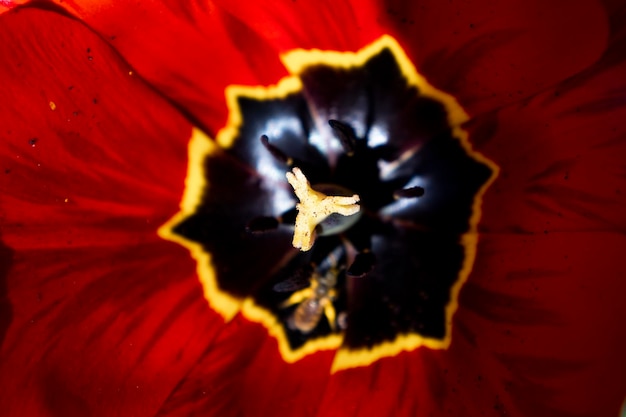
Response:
286,167,360,251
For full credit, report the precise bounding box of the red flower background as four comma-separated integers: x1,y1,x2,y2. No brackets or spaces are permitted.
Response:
0,0,625,416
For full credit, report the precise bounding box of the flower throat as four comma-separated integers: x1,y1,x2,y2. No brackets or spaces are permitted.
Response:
160,35,497,370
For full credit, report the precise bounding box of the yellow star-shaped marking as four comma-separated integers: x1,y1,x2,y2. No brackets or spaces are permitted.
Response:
286,167,360,251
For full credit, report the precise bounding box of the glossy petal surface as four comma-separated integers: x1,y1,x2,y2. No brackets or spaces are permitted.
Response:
1,1,624,417
0,7,219,416
377,0,609,116
52,0,608,131
54,0,289,133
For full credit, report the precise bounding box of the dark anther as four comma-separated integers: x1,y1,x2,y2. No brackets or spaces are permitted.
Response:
246,216,280,233
328,119,357,156
260,135,293,165
273,265,314,292
393,186,425,199
347,251,376,278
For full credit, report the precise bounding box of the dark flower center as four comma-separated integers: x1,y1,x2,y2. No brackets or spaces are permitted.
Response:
162,36,497,370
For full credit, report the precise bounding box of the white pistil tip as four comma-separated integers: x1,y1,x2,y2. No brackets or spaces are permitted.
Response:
286,167,360,251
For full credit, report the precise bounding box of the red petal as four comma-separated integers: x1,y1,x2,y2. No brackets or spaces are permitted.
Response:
0,0,25,14
154,316,334,417
456,232,626,417
54,0,386,133
55,0,610,132
440,10,626,416
0,6,190,251
378,0,609,116
470,31,626,235
212,0,385,52
0,7,218,416
54,0,289,134
0,244,225,416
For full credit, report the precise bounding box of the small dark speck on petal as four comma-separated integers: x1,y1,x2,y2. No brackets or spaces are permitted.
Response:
92,98,98,104
4,169,11,174
68,85,74,91
28,138,38,147
86,48,91,53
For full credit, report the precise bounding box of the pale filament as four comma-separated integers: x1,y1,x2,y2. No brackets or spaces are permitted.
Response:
286,167,360,251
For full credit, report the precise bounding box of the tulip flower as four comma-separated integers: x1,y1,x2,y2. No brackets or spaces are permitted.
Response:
0,1,625,416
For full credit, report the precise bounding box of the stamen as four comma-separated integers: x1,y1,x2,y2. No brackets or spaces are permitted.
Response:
393,186,425,199
260,135,293,165
328,119,357,156
347,251,376,278
286,167,360,251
